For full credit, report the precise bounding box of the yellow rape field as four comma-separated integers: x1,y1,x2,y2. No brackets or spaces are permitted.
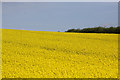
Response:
1,29,118,78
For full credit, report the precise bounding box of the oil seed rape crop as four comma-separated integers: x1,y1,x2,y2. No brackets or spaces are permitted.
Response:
0,29,2,79
2,29,118,78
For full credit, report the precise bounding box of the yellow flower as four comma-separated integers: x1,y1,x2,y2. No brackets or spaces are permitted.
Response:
2,29,118,78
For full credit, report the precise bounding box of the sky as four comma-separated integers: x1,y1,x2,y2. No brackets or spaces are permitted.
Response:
1,0,120,2
2,2,118,32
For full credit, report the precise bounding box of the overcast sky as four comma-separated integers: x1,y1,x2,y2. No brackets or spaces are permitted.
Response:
2,0,120,2
2,2,118,32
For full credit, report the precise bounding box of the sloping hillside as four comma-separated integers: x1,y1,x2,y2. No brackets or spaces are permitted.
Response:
2,29,118,78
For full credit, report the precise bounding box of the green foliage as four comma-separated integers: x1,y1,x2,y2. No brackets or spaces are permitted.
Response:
65,26,120,34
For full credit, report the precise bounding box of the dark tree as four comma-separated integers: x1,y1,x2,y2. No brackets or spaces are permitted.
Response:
65,26,120,34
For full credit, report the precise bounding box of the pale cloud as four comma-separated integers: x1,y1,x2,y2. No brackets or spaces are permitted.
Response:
1,0,120,2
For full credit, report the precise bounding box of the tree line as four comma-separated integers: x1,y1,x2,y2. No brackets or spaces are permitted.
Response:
65,26,120,34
